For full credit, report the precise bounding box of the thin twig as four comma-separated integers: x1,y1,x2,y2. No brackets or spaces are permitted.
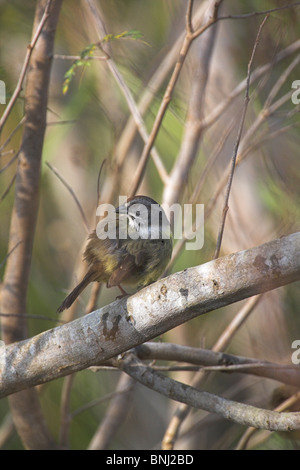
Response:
46,120,77,126
165,117,236,272
59,374,75,449
0,150,15,157
71,386,134,419
240,120,300,163
136,341,300,385
128,0,300,196
129,1,224,197
96,159,106,207
0,117,25,153
0,151,19,175
162,295,263,449
212,295,262,352
0,0,52,133
117,351,300,433
53,54,107,61
213,15,269,259
84,283,102,314
0,173,16,203
163,1,222,210
46,161,90,234
111,1,209,195
186,0,194,34
152,362,296,373
0,312,65,323
218,2,300,22
0,241,22,270
85,0,169,188
264,54,300,109
88,373,136,450
0,0,62,450
202,39,300,130
204,81,298,228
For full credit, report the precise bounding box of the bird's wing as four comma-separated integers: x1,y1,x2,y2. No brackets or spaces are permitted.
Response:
107,251,148,287
107,254,136,287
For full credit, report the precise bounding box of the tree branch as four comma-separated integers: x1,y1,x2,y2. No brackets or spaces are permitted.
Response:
163,0,222,208
0,0,62,450
116,351,300,433
0,232,300,399
136,342,300,387
213,15,269,259
130,0,224,198
0,0,52,133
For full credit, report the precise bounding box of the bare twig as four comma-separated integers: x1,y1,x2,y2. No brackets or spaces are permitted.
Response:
84,283,102,314
186,0,194,34
239,119,300,164
0,0,52,132
46,161,90,234
163,0,222,209
204,82,299,230
59,374,76,449
0,151,19,175
136,341,300,386
218,2,300,21
163,20,273,446
96,159,107,207
128,1,300,197
0,312,65,323
110,2,209,197
203,38,300,130
71,385,134,419
129,0,224,198
264,54,300,109
212,295,262,351
0,117,25,154
117,351,300,433
165,117,236,272
0,150,15,157
162,295,263,449
84,0,168,187
0,0,62,450
88,373,136,450
54,53,107,61
213,15,269,259
0,173,16,203
0,240,22,270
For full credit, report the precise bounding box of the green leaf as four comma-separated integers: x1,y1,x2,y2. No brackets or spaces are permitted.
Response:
62,43,97,95
62,30,148,94
102,29,149,46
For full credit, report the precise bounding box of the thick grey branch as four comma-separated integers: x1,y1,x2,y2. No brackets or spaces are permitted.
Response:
116,352,300,432
0,232,300,398
136,342,300,386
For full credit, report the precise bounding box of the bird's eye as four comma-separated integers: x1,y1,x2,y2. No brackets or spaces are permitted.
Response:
136,210,140,216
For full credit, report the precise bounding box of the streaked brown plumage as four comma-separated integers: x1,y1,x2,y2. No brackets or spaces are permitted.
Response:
57,196,172,312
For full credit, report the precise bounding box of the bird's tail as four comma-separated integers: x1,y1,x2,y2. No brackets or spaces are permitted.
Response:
57,270,96,313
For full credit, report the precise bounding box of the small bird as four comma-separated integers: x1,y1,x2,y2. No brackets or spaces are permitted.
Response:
57,195,173,312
